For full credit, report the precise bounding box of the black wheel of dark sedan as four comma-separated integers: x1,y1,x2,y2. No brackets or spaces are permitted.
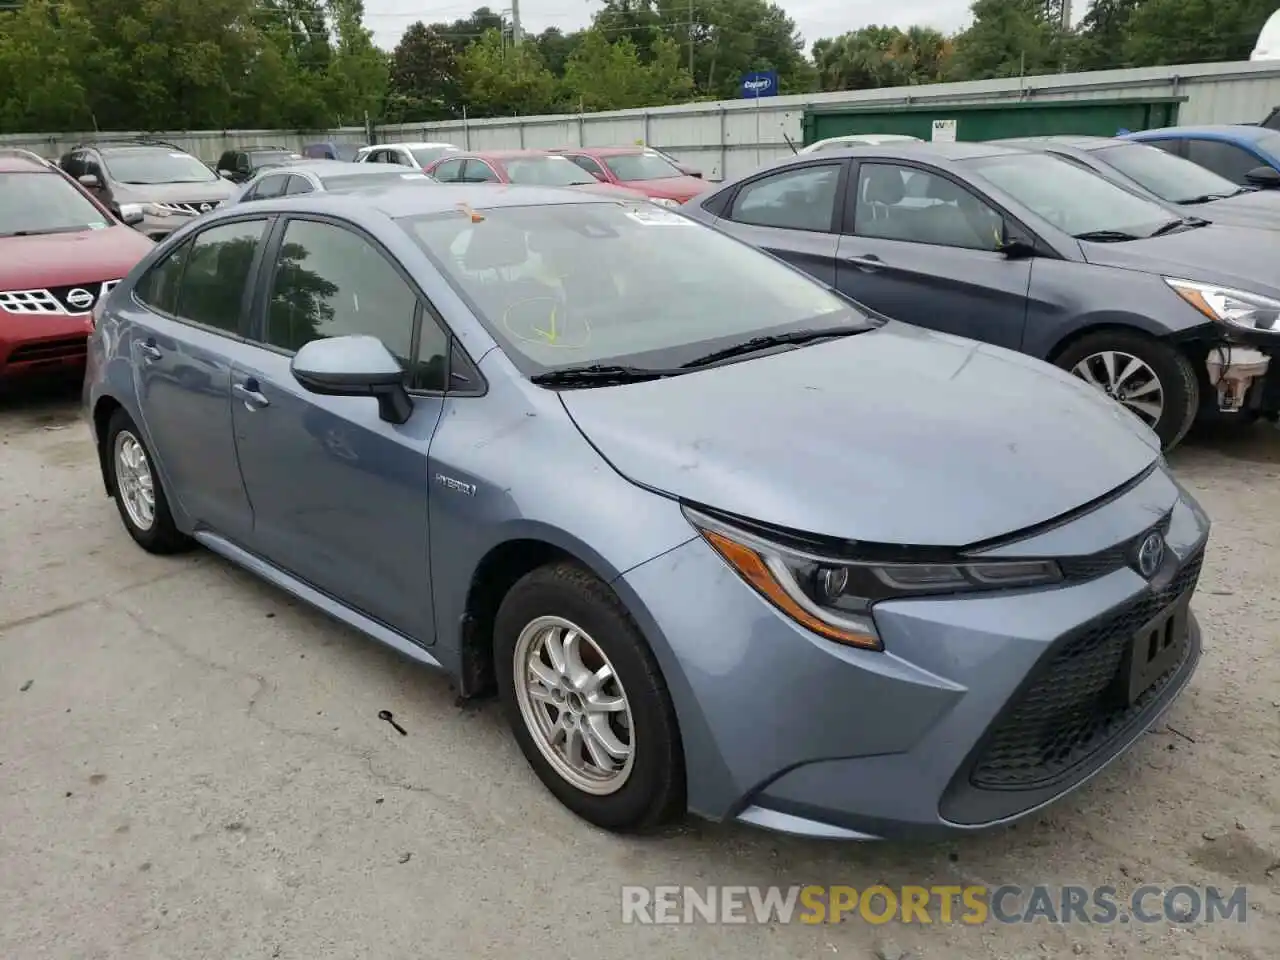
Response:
494,562,685,832
1055,331,1199,450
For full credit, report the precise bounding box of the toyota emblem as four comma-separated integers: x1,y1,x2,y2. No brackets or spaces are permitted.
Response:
65,288,95,312
1136,531,1165,579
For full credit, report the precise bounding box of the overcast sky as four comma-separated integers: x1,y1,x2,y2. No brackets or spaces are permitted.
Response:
361,0,989,53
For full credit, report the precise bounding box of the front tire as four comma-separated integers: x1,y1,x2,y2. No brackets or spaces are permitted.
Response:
104,409,191,554
494,563,684,832
1054,330,1199,450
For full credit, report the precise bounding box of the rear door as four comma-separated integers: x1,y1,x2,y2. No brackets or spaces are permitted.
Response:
709,161,845,286
227,215,446,642
833,160,1031,349
129,216,270,543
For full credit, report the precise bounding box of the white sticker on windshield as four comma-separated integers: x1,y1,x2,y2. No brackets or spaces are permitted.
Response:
400,173,429,179
624,206,691,226
87,221,108,230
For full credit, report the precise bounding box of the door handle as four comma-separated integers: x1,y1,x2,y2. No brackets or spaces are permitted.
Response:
233,379,270,410
844,253,883,271
138,341,162,362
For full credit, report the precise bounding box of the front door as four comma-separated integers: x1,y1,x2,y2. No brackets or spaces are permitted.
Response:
714,161,844,286
229,216,447,643
833,161,1031,350
129,218,269,543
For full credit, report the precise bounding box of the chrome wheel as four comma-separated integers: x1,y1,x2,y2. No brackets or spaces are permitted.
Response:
114,430,156,531
513,615,634,795
1071,350,1164,428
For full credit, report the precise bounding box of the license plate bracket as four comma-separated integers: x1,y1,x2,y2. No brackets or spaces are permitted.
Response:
1124,593,1191,704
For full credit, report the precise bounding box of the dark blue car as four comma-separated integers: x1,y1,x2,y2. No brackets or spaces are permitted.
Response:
1123,124,1280,190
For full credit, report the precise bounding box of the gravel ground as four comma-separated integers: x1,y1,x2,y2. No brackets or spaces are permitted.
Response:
1,382,1278,960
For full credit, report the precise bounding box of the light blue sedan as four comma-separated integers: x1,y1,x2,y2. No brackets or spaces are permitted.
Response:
84,184,1209,839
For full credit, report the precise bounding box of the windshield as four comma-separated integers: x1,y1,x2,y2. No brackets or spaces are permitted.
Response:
103,149,217,184
602,152,683,182
400,201,867,374
321,171,430,190
965,153,1177,238
0,172,112,236
503,156,595,186
1093,143,1242,202
411,146,459,168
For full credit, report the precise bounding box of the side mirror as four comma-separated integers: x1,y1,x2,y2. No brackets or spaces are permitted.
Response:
79,173,101,189
291,335,412,424
117,203,145,226
1245,165,1280,188
996,222,1037,259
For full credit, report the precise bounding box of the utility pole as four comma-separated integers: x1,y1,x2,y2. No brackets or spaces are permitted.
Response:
688,0,694,75
511,0,523,47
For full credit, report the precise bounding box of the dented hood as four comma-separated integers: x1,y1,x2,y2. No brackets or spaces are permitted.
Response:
559,322,1160,547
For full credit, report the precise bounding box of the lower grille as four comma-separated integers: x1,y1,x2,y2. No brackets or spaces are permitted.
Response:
7,336,87,365
969,549,1204,790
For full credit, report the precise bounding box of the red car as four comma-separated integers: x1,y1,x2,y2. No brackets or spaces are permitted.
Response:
423,150,650,201
549,147,710,205
0,150,153,382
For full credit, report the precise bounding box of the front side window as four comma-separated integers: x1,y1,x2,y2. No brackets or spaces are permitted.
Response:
1093,143,1244,203
503,156,595,186
172,220,267,332
964,152,1178,239
854,163,1004,251
432,159,466,182
102,149,217,185
729,164,840,232
0,172,112,237
462,160,501,183
602,152,682,182
285,175,313,195
1183,139,1266,184
568,155,606,178
135,241,191,315
401,200,869,375
247,174,289,201
265,219,417,364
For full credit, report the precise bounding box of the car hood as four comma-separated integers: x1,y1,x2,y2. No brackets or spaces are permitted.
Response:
558,322,1160,547
1079,223,1280,299
568,182,650,201
1188,192,1280,230
619,175,709,202
113,179,235,203
0,226,154,291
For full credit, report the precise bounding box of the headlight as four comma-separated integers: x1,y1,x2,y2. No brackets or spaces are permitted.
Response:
684,507,1062,651
651,197,682,209
141,203,172,218
1165,277,1280,333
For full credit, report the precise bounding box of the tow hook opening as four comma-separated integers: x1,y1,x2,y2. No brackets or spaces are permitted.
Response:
1205,346,1270,413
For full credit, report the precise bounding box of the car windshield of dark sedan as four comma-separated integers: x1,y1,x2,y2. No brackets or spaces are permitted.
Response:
402,201,869,372
965,153,1179,239
503,156,596,186
103,148,218,184
0,172,112,237
603,152,683,181
1093,143,1244,203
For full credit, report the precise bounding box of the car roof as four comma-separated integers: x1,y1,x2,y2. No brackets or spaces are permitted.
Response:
223,183,617,221
369,141,457,149
556,146,648,157
259,160,384,175
815,133,921,143
802,140,1025,162
458,150,563,161
995,135,1121,151
0,153,55,174
1129,124,1275,142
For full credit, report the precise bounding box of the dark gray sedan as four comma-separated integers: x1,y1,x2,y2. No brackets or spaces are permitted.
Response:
686,141,1280,448
995,135,1280,231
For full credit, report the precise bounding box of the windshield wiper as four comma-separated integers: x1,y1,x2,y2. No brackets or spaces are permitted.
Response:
680,326,867,369
1072,229,1143,242
1148,217,1207,237
1178,193,1235,204
529,364,684,387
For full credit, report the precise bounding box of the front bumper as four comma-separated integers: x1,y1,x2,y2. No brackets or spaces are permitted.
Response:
618,466,1209,840
134,211,198,242
0,310,92,379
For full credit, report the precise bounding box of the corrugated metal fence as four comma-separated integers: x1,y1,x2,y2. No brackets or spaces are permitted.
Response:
4,59,1280,181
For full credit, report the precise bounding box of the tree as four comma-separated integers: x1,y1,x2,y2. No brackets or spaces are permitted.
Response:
534,27,583,77
0,0,97,130
1122,0,1273,67
560,31,694,111
325,0,391,127
387,22,459,122
949,0,1074,80
457,28,558,117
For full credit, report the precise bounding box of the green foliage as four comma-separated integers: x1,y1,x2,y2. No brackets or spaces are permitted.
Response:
0,0,1277,134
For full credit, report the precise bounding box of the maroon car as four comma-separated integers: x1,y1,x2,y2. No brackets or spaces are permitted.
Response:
549,147,710,205
0,150,153,381
423,150,650,201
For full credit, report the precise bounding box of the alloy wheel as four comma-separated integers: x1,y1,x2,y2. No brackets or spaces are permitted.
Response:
1071,350,1165,429
513,615,635,795
114,430,156,531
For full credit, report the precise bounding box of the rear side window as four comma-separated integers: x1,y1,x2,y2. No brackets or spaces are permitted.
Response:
728,164,841,232
568,155,606,178
1183,139,1266,184
172,220,268,333
284,175,313,195
135,241,192,315
432,158,465,182
249,174,289,200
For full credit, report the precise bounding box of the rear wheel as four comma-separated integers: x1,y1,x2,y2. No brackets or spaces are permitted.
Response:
1054,330,1199,450
104,409,191,554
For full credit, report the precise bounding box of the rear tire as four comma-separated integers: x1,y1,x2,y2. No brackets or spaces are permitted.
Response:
1054,330,1199,451
494,562,684,832
104,409,191,554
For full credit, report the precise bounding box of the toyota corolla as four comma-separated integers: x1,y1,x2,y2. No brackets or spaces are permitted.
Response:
84,184,1209,839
